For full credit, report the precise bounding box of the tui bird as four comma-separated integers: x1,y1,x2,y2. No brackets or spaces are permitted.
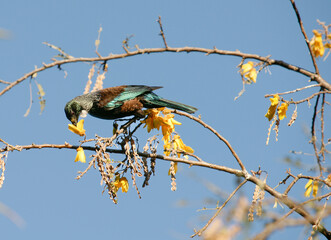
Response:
64,85,197,125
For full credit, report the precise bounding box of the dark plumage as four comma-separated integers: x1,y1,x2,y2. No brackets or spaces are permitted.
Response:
64,85,197,125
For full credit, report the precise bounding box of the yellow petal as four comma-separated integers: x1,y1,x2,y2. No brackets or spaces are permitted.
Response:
77,119,84,130
241,61,254,74
119,177,129,193
113,176,129,193
312,181,319,197
162,108,172,115
68,119,86,136
304,179,313,197
270,95,280,106
313,30,322,37
183,145,194,154
248,68,257,83
265,105,277,121
278,103,289,120
74,147,86,163
265,95,280,121
310,34,325,57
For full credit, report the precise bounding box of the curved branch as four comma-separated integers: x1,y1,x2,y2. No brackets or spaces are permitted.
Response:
1,46,330,97
172,110,246,171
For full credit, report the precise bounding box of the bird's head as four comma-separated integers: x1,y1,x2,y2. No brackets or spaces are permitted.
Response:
64,100,83,126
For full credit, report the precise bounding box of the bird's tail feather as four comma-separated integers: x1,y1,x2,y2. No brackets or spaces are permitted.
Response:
144,96,197,114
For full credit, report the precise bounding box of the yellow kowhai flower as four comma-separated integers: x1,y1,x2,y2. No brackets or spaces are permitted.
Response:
325,43,331,49
141,108,163,132
161,114,181,142
304,179,319,198
265,95,280,121
163,134,194,158
68,119,86,136
173,135,194,157
310,30,325,58
240,61,258,83
246,68,257,83
113,176,129,193
74,147,86,163
277,102,289,120
241,61,254,74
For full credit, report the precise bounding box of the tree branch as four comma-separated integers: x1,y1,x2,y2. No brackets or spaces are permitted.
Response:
2,140,330,238
1,46,330,97
289,0,320,75
172,110,246,171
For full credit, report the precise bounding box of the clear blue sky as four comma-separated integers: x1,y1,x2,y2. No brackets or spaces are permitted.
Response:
1,1,330,239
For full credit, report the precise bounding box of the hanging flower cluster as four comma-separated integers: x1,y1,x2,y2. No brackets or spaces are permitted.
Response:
265,94,288,121
141,108,194,174
310,29,331,58
240,61,258,83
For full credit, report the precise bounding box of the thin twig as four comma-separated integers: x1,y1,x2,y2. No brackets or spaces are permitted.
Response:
289,0,320,75
191,179,247,237
320,93,326,166
290,90,331,104
264,84,320,98
0,79,10,85
311,93,323,175
157,16,168,49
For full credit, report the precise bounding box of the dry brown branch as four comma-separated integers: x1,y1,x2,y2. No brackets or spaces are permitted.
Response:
1,46,331,97
1,139,330,238
171,110,246,171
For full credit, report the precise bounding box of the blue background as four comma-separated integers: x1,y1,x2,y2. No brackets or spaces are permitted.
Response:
0,1,330,239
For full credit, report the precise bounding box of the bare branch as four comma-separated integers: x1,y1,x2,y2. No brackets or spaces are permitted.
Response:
289,0,320,75
264,84,321,98
157,16,168,49
171,110,246,171
1,46,330,97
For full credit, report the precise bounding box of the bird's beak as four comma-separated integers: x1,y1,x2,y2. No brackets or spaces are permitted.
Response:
70,116,78,126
